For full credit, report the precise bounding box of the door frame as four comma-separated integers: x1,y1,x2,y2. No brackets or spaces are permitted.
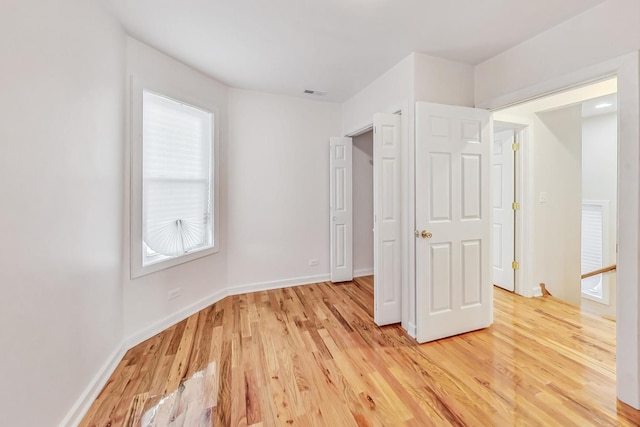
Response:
343,103,410,328
493,121,533,297
478,51,640,409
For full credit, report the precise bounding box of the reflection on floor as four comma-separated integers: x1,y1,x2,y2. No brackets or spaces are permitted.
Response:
136,361,216,426
81,275,640,426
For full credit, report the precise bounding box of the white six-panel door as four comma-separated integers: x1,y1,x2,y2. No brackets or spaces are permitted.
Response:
330,137,353,283
492,130,515,292
373,113,402,326
415,102,492,343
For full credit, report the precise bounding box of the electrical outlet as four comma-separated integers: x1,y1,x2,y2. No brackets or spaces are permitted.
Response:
168,288,181,300
309,259,319,267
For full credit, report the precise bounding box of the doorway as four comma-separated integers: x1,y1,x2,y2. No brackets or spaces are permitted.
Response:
492,78,619,316
492,124,518,292
352,130,374,279
330,113,403,327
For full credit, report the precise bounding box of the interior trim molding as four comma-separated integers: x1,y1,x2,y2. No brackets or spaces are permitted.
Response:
354,268,374,277
407,322,417,338
227,273,332,297
124,288,229,350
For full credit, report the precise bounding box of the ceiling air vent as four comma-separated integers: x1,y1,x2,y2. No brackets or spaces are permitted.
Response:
303,89,327,96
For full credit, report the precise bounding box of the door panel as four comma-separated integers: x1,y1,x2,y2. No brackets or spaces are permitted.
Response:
462,239,482,307
430,153,452,221
373,113,402,326
430,243,452,312
330,137,353,283
492,130,515,291
416,102,492,343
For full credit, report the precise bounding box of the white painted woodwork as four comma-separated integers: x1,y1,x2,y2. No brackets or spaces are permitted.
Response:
330,137,353,282
373,113,402,326
415,102,492,343
492,129,515,291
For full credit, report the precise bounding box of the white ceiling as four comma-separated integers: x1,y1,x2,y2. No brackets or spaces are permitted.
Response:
103,0,606,102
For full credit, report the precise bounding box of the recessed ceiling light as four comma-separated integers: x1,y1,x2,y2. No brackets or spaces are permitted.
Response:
595,103,612,109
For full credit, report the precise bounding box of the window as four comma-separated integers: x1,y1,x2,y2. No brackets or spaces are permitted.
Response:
581,201,610,303
131,82,218,277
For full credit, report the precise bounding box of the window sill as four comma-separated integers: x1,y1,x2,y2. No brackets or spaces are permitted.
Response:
131,245,219,279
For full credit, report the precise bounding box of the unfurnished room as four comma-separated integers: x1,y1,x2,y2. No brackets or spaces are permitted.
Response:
2,0,640,426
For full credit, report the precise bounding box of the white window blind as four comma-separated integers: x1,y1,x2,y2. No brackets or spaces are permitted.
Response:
581,203,604,298
142,91,213,265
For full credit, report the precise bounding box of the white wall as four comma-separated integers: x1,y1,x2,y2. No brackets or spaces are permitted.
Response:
475,0,640,107
582,112,618,316
0,1,125,425
535,106,583,305
413,53,474,107
123,37,229,340
341,52,475,135
226,89,341,288
498,103,583,304
352,131,374,274
341,54,413,135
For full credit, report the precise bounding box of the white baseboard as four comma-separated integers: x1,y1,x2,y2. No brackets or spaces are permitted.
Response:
124,287,229,350
532,286,543,297
62,273,338,426
406,322,417,339
353,268,374,277
227,273,331,296
126,273,334,349
59,343,127,427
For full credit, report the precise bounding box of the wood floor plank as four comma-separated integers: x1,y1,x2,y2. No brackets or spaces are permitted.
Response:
80,277,640,426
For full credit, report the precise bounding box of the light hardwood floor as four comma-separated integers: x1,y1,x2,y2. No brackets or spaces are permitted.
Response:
81,276,640,426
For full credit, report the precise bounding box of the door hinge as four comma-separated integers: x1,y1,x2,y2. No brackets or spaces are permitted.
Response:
512,142,520,151
512,202,520,210
512,261,520,270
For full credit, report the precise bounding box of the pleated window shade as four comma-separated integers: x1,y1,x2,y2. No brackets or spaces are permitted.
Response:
142,91,213,264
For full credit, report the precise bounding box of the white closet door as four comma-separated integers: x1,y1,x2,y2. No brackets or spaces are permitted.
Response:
373,113,402,326
492,129,515,291
330,137,353,283
415,102,492,343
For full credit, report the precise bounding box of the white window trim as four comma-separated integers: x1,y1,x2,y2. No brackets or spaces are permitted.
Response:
130,76,220,278
581,200,611,305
